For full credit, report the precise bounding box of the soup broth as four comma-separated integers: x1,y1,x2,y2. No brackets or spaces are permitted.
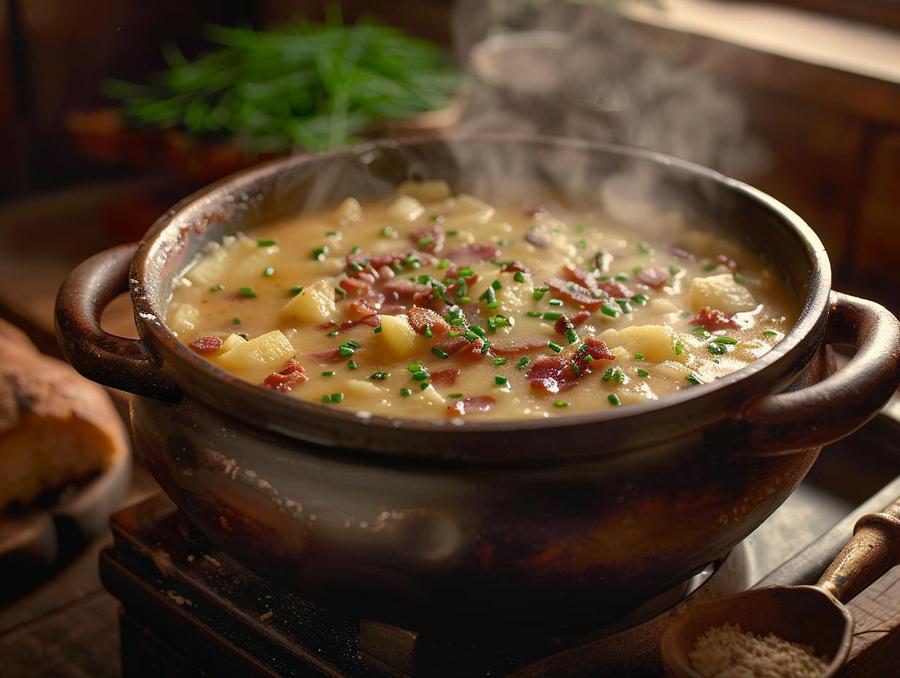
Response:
167,182,797,419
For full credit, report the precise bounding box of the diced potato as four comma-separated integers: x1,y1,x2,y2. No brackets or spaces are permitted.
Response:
691,274,757,313
168,303,199,334
281,279,336,324
344,379,384,398
377,314,418,357
333,197,362,222
217,330,295,383
185,243,231,287
603,324,687,363
419,384,446,406
649,298,678,314
454,194,496,221
732,338,771,362
220,333,248,352
396,180,451,203
654,360,692,380
388,195,424,222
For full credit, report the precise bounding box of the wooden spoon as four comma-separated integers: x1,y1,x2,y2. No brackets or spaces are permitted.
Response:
661,497,900,677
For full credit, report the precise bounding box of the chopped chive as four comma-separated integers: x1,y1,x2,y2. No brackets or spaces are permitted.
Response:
553,399,569,408
257,239,277,247
470,325,486,338
407,362,423,373
548,298,563,307
321,394,331,403
239,287,258,298
231,317,241,325
733,272,747,285
634,353,645,361
673,338,685,355
631,266,644,276
312,245,329,261
400,387,413,397
708,342,727,356
210,283,225,292
339,346,355,357
603,367,625,384
437,259,450,270
495,375,508,386
565,327,578,344
548,341,563,353
347,360,358,370
636,368,650,378
513,271,526,283
459,267,474,277
350,262,365,273
616,299,633,314
631,294,649,305
703,261,718,271
668,264,682,276
763,329,779,337
601,303,618,318
542,311,562,321
446,229,459,237
432,347,449,359
614,273,630,282
424,324,433,338
369,371,390,380
373,325,383,334
692,326,711,339
481,340,491,354
289,285,304,297
419,381,430,391
448,392,463,398
486,300,500,309
492,357,508,366
527,311,542,317
417,236,434,248
608,393,621,406
334,286,347,299
325,230,338,237
680,310,692,318
686,374,702,386
532,286,549,301
380,225,396,238
350,246,360,254
516,357,530,369
713,336,739,345
328,329,340,337
491,279,502,290
322,371,336,377
637,241,652,254
412,371,430,381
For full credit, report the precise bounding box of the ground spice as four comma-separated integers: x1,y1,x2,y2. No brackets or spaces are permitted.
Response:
689,623,829,678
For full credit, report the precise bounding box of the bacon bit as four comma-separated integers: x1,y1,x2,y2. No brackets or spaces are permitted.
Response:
553,310,590,334
491,336,549,356
526,337,614,393
448,395,495,416
408,306,450,335
339,278,372,296
308,348,345,364
596,279,631,299
377,265,395,280
263,359,308,392
523,204,546,218
380,303,408,315
411,224,445,254
189,335,223,355
671,246,695,260
430,368,460,385
447,243,502,265
383,279,434,305
358,314,381,327
502,260,528,274
347,299,379,321
636,266,670,290
694,306,738,331
456,339,490,362
716,254,739,272
345,250,436,278
547,277,604,311
433,336,468,356
525,230,550,248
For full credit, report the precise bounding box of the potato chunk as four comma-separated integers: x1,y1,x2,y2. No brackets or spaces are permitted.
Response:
388,195,424,222
603,324,687,363
168,303,199,335
220,333,248,352
690,274,757,313
217,330,295,383
396,180,451,203
281,279,336,324
378,314,418,357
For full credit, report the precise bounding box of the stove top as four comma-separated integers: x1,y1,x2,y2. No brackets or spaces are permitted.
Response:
101,415,900,676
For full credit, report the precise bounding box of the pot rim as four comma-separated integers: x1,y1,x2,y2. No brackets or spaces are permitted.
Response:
129,134,831,453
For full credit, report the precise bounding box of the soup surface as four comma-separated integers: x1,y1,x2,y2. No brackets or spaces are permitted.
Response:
167,182,797,419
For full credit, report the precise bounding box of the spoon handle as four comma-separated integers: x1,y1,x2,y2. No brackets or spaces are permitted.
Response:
817,498,900,603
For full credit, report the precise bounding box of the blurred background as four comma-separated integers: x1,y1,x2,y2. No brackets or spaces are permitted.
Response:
0,0,899,351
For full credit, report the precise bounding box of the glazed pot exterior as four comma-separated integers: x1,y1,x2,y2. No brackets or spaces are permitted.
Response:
55,136,900,625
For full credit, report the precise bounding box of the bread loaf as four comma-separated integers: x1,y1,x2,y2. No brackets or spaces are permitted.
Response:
0,320,127,511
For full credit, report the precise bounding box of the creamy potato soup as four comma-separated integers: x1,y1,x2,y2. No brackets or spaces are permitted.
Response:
167,181,797,419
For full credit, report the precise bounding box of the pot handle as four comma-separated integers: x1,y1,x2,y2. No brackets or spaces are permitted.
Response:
55,243,182,401
731,291,900,454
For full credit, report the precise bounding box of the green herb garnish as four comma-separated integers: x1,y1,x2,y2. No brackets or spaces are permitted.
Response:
516,357,530,369
238,287,257,298
608,394,621,406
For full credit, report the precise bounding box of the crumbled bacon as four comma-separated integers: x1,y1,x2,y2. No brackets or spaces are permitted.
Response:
383,279,434,305
430,368,460,385
188,335,224,355
433,336,468,356
502,260,528,274
347,299,379,321
636,266,670,290
596,279,631,299
408,306,449,335
263,359,308,392
345,250,436,278
455,339,490,362
716,254,739,272
523,204,546,218
525,230,550,248
491,336,549,357
411,224,445,254
693,307,738,331
448,395,495,416
553,310,590,335
526,337,614,393
671,246,695,260
339,278,372,296
547,277,604,311
447,243,501,265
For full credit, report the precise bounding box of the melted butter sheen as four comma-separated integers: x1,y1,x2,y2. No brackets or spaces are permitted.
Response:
167,182,797,420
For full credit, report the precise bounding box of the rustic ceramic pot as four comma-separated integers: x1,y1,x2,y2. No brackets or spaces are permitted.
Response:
56,136,900,626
